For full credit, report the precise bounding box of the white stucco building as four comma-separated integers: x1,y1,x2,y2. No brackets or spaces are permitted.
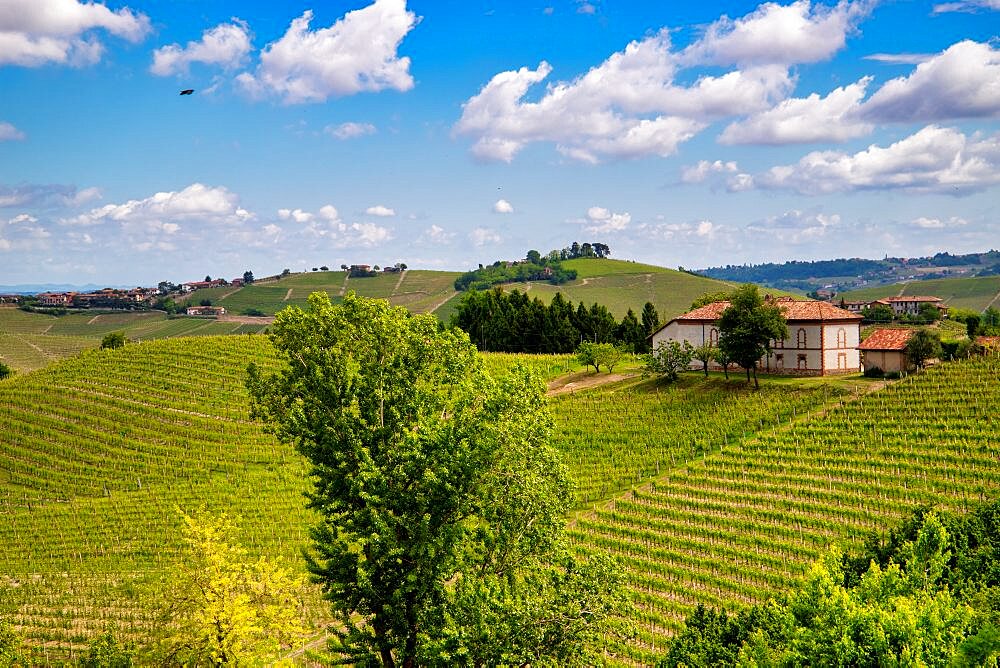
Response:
651,297,863,376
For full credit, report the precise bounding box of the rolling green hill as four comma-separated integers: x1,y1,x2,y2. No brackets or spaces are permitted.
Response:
839,274,1000,312
204,260,742,322
3,330,998,664
0,307,268,373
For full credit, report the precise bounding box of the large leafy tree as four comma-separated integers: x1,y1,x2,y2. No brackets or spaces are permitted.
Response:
248,292,624,666
717,284,788,389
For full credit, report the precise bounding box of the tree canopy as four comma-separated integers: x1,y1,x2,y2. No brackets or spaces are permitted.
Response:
717,285,788,389
906,328,942,369
247,292,625,666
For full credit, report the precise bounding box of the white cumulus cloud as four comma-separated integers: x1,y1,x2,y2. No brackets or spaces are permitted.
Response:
584,206,631,233
421,224,455,244
860,41,1000,122
493,199,514,214
151,20,252,76
278,207,314,223
756,125,1000,194
325,122,376,140
63,183,252,226
365,204,395,217
455,28,793,163
680,0,871,66
0,0,150,67
236,0,417,104
719,77,873,144
0,122,25,141
681,159,738,183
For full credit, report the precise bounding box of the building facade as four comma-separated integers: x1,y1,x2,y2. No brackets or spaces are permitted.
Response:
651,297,862,376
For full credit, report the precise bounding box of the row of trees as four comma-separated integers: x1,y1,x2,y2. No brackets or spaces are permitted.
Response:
453,242,611,292
452,288,660,353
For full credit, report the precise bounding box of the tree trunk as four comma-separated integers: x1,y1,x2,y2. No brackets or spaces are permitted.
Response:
745,366,751,383
374,615,396,668
752,364,759,390
703,361,708,377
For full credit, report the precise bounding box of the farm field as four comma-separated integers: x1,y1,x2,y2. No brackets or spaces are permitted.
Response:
4,327,998,664
0,308,267,372
840,274,1000,312
188,260,748,322
204,270,459,316
569,355,1000,664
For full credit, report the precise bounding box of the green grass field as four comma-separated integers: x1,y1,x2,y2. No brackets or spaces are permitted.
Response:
0,309,267,373
5,331,998,664
840,274,1000,311
186,261,749,322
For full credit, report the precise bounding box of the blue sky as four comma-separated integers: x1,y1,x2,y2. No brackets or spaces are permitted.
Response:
1,0,998,285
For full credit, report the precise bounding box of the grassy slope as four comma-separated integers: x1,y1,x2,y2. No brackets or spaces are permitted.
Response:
0,309,267,373
839,274,1000,311
7,334,998,664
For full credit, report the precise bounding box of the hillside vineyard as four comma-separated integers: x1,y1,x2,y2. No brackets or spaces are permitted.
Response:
0,333,997,663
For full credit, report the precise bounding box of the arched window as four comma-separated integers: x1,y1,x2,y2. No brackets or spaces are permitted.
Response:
709,328,719,346
797,328,807,349
837,328,847,348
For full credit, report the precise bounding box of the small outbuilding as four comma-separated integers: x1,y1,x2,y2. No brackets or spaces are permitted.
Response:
858,328,914,374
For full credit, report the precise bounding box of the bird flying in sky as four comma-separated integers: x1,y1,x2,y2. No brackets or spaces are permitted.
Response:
179,89,194,96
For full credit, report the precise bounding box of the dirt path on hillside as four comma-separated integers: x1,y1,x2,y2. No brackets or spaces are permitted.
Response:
985,287,1000,311
14,334,49,357
392,270,407,294
338,274,349,296
282,288,293,301
427,292,457,314
546,370,638,396
87,314,101,325
217,314,275,325
41,324,52,334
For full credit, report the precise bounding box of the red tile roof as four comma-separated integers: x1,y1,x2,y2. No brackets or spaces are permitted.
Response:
976,336,1000,348
675,299,861,323
885,295,942,302
858,328,914,351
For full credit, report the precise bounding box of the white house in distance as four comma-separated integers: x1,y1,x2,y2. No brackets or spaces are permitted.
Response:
651,297,863,376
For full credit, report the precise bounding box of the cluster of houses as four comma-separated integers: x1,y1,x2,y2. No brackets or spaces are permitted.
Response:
651,294,953,377
839,295,947,317
35,287,160,307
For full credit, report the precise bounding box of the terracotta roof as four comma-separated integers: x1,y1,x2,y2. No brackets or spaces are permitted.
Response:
674,299,861,323
976,336,1000,348
859,328,914,351
886,295,942,302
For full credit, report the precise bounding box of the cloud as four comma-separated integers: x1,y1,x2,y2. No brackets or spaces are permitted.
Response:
681,159,738,183
577,1,597,14
910,216,968,229
933,0,1000,12
455,29,792,163
493,199,514,214
0,183,99,209
756,125,1000,194
318,204,340,222
584,206,631,233
236,0,417,104
63,183,252,226
278,207,314,223
719,77,873,144
365,204,395,217
0,122,24,141
863,53,933,64
680,0,872,66
469,227,502,247
325,121,376,139
0,212,50,252
747,209,842,243
421,224,455,244
150,20,252,76
860,41,1000,122
0,0,150,67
